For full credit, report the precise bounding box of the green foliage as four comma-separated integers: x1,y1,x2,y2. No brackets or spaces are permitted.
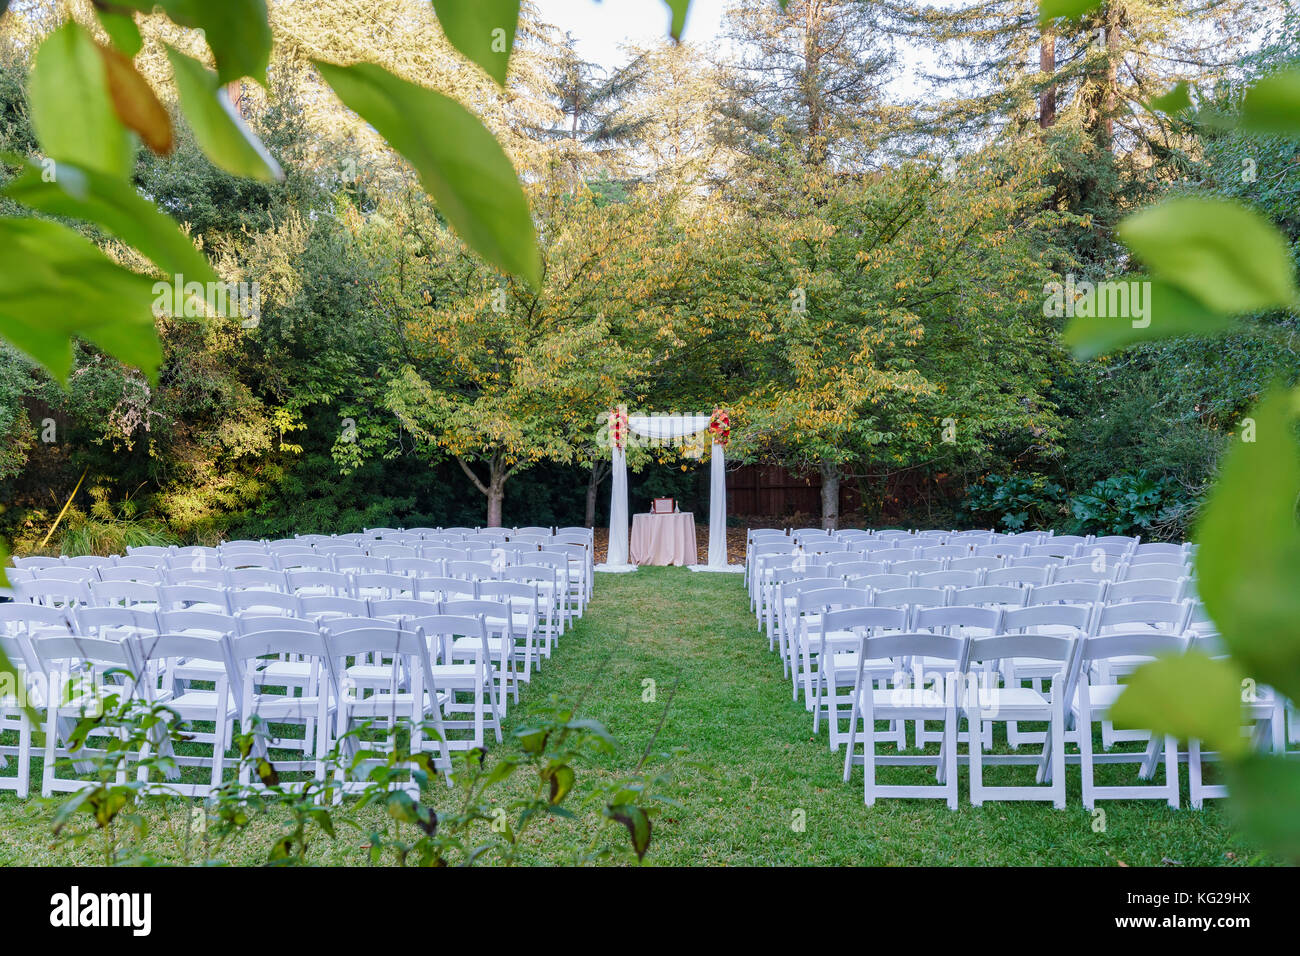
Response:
314,60,540,287
1240,67,1300,136
1062,278,1233,360
961,473,1067,532
1111,653,1248,758
27,22,133,178
429,0,519,86
0,217,162,382
165,46,283,183
48,689,190,866
1117,198,1298,315
2,156,219,284
41,694,684,867
1196,388,1300,706
1065,471,1187,538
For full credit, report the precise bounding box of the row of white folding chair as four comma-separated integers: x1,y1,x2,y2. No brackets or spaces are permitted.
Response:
833,616,1077,808
780,595,1279,811
778,579,1194,713
755,558,1189,642
216,544,589,622
13,559,571,666
824,612,1276,810
749,529,1097,558
810,549,1188,575
748,533,1188,581
827,530,1162,553
4,582,535,716
777,541,1165,567
13,563,570,649
748,544,1191,612
71,590,535,704
366,525,592,541
2,619,498,799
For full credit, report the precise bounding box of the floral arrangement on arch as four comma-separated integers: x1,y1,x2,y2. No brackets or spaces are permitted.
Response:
608,406,629,451
709,408,731,446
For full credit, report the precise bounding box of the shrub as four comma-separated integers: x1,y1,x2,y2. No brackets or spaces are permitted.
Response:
960,473,1068,531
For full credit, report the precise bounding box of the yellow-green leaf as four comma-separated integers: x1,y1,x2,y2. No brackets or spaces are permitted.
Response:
166,47,283,182
313,60,539,288
1110,652,1247,757
1117,198,1299,315
1062,276,1234,359
1196,388,1300,703
2,157,217,285
0,218,161,383
117,0,271,85
664,0,691,41
1241,68,1300,138
1226,755,1300,862
27,22,134,178
1038,0,1102,25
1145,82,1193,116
430,0,519,87
96,7,143,58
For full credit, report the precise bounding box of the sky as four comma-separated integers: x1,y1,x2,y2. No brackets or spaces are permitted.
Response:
535,0,733,68
533,0,933,101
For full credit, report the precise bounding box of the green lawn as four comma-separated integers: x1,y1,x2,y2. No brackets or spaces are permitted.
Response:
0,566,1269,865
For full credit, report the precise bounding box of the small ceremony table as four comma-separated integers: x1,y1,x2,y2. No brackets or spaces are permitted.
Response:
629,511,698,566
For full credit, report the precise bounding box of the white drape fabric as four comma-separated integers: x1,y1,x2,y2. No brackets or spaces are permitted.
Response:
626,415,711,440
607,444,630,567
708,441,726,567
605,414,727,571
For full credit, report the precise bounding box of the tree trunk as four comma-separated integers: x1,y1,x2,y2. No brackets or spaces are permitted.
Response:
457,455,509,528
1102,4,1121,147
583,458,611,529
1038,27,1056,129
486,481,505,528
819,462,840,531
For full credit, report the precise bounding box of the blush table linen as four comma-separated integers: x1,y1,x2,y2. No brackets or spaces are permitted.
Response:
629,512,698,566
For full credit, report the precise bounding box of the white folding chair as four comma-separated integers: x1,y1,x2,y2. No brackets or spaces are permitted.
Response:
33,634,142,796
409,614,502,752
323,624,450,796
998,603,1094,749
1073,631,1188,809
132,633,236,797
809,606,908,750
964,633,1077,808
842,631,969,809
227,629,336,790
0,634,35,797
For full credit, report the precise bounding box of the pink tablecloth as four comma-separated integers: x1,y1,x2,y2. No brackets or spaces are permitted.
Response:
630,512,697,566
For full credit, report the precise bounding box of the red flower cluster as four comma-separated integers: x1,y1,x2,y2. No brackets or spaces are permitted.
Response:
608,407,629,450
709,408,731,446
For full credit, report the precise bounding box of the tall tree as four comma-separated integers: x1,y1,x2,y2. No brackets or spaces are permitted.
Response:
727,136,1067,527
371,180,657,526
717,0,894,170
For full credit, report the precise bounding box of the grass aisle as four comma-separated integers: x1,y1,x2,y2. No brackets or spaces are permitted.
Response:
523,566,1265,866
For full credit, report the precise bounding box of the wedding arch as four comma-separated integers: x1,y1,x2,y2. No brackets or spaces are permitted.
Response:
602,408,733,571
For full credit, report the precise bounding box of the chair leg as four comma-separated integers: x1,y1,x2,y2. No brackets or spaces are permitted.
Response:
1163,734,1179,809
843,693,861,783
41,702,58,798
863,722,877,807
1188,738,1204,810
1079,707,1095,811
210,709,229,794
1050,697,1066,809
